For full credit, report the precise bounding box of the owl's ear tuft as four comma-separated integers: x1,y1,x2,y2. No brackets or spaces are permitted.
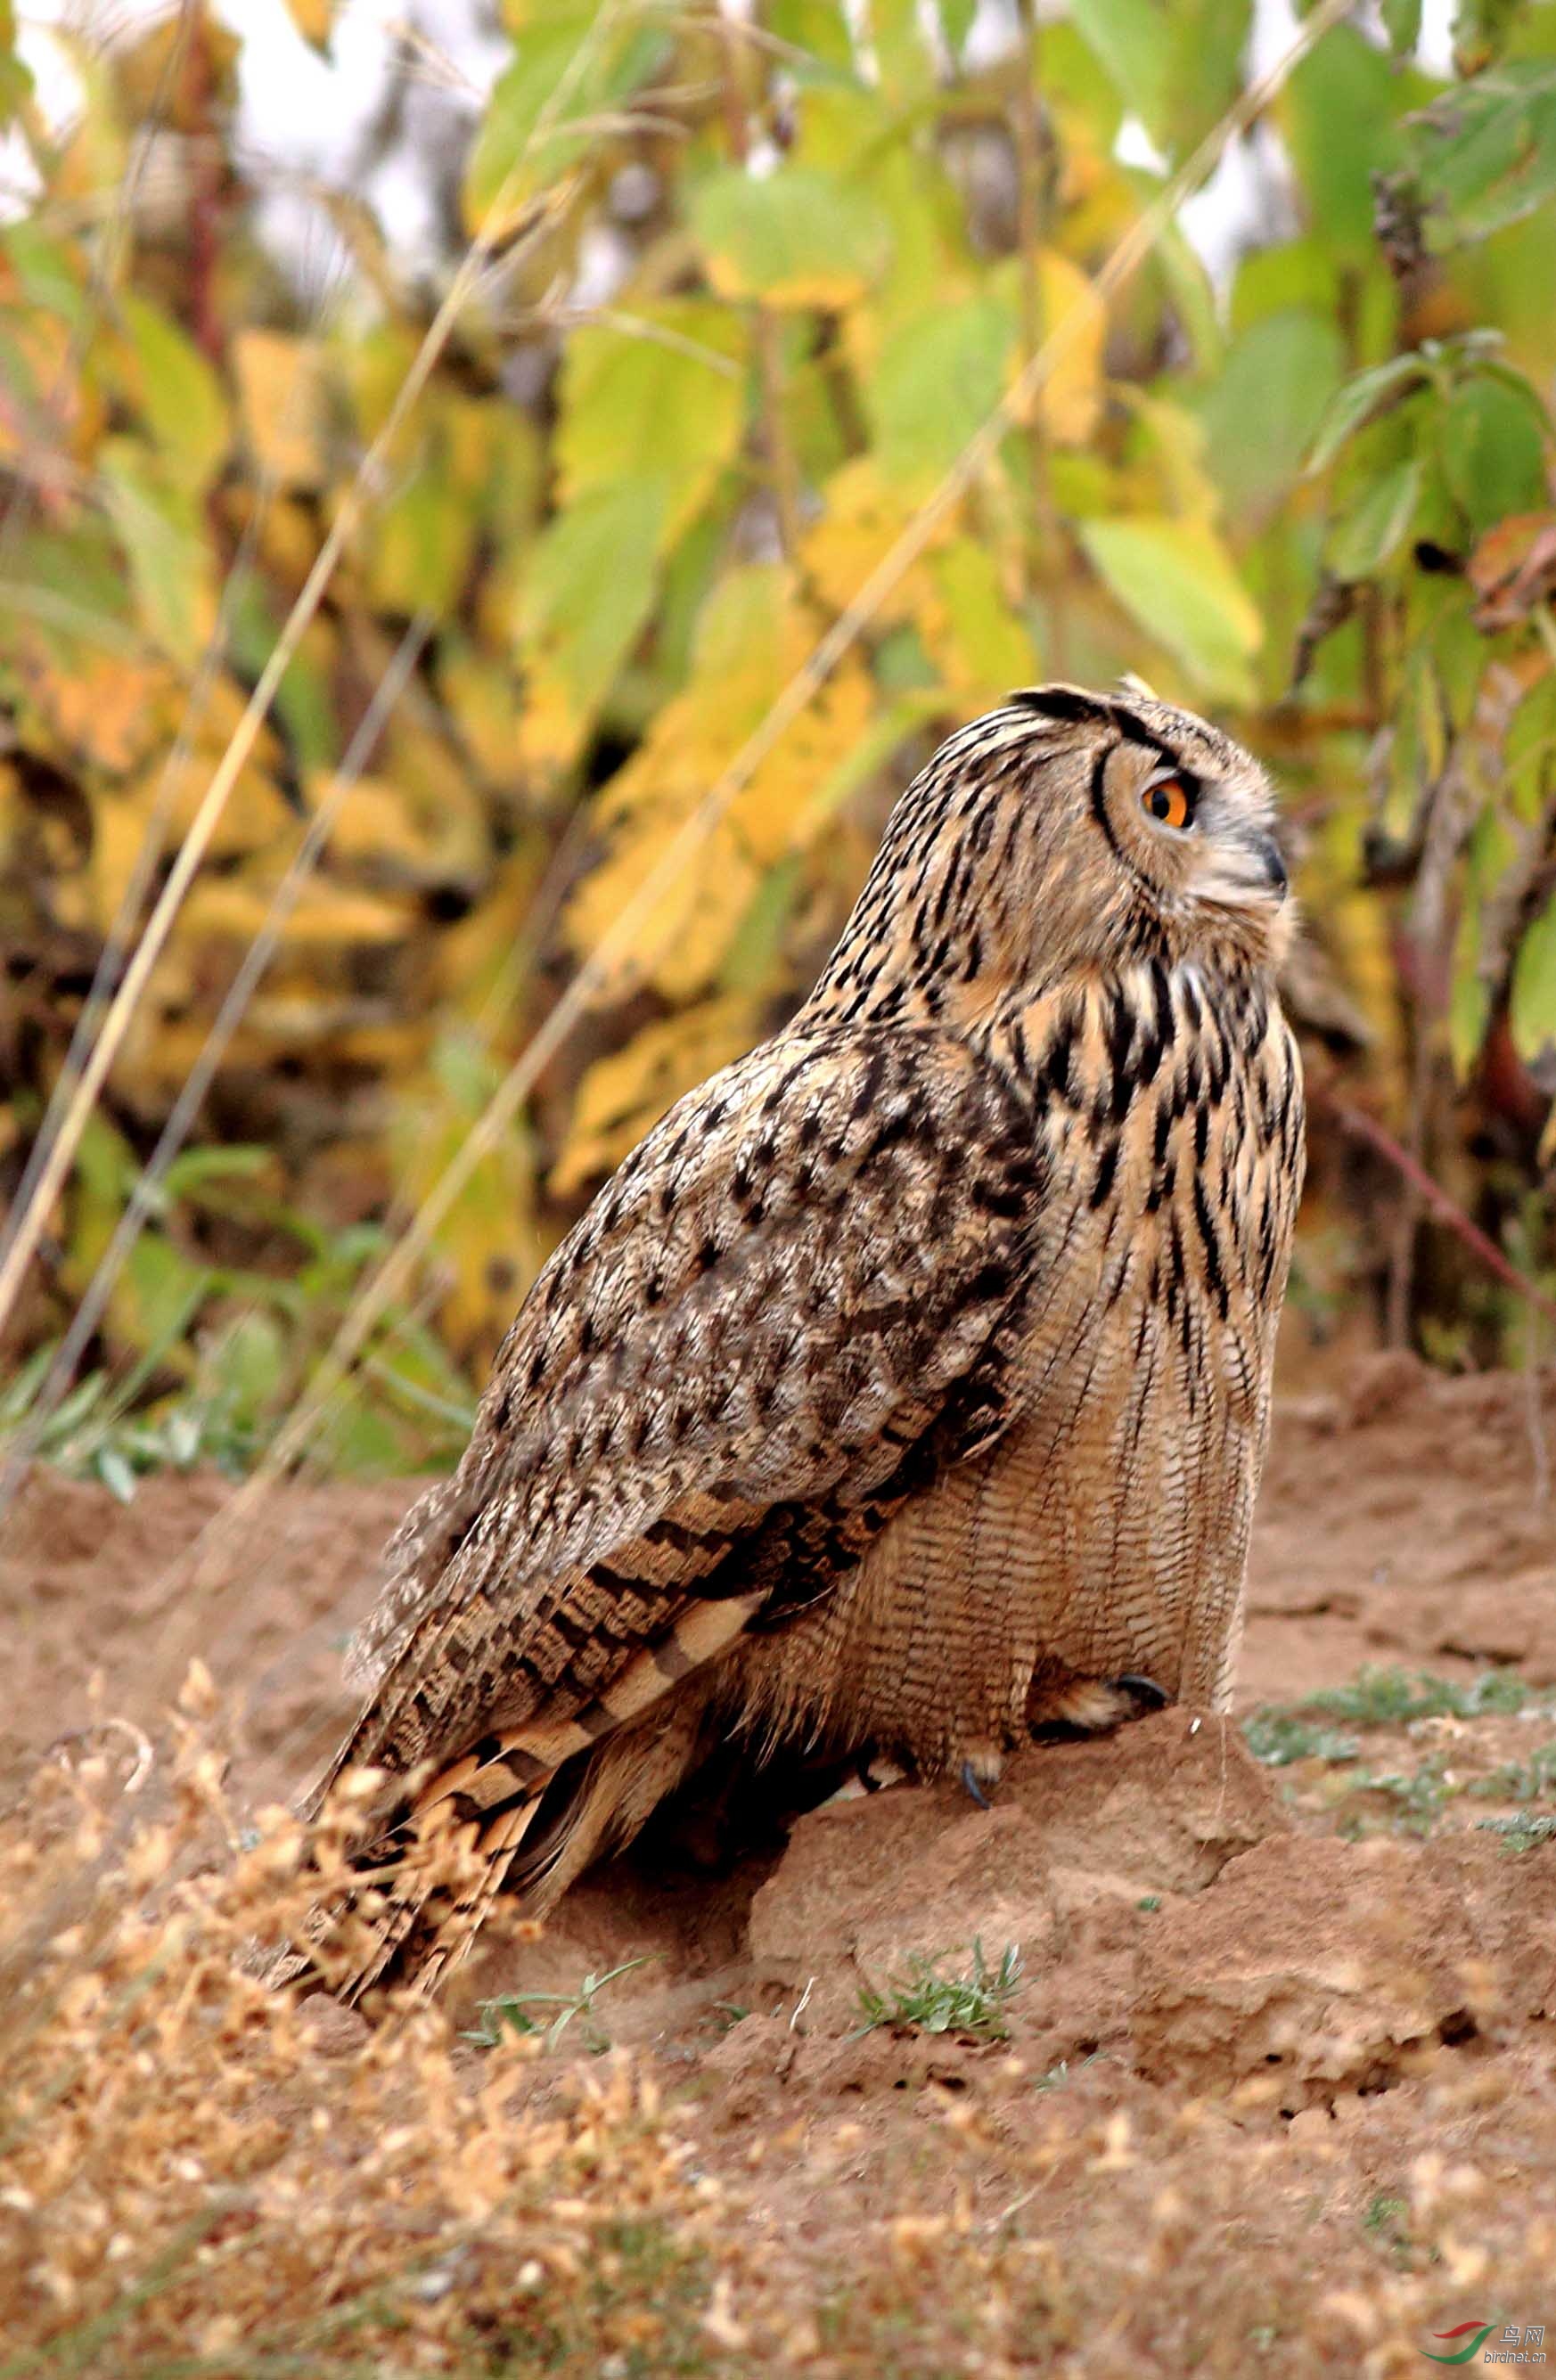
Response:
1009,683,1118,727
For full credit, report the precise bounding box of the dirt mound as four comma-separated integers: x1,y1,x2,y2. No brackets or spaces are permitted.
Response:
744,1712,1281,2028
1129,1829,1537,2107
6,1356,1556,2368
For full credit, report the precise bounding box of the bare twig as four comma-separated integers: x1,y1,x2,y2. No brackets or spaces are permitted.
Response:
1321,1086,1556,1330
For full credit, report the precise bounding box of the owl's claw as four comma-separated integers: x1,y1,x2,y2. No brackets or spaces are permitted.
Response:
961,1758,993,1810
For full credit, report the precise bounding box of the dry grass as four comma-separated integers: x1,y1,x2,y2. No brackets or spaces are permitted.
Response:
6,1662,1556,2380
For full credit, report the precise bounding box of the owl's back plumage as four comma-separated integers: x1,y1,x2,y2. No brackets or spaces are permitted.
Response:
297,685,1305,2000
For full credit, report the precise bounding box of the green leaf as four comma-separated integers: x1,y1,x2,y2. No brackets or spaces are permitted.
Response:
162,1145,274,1199
0,0,33,128
1283,25,1400,258
205,1312,287,1419
97,442,215,668
1069,0,1171,146
119,294,228,494
928,539,1037,695
463,15,669,231
369,454,477,621
866,296,1015,486
691,166,891,310
1439,372,1549,532
1328,457,1423,582
1306,356,1430,476
520,478,666,728
1511,889,1556,1061
1506,671,1556,824
557,304,746,551
766,0,857,78
1382,0,1422,54
1450,805,1517,1074
1078,516,1262,703
937,0,977,64
870,0,937,102
1407,60,1556,249
1453,0,1529,76
226,568,338,772
1231,236,1341,334
4,222,85,331
1072,0,1250,156
1194,310,1346,517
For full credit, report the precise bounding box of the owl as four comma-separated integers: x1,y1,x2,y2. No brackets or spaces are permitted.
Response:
296,683,1304,2000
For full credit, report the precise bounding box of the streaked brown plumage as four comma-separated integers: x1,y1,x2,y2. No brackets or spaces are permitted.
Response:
297,683,1305,2000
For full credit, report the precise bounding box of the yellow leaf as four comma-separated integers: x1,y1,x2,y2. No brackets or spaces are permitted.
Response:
905,538,1036,707
692,166,891,312
515,672,586,774
11,647,179,776
397,1039,545,1370
282,0,334,46
565,565,879,999
557,304,746,551
551,995,763,1198
739,659,876,863
232,331,332,492
799,457,950,623
0,309,100,467
307,773,434,872
373,710,491,879
1002,250,1106,446
102,748,290,891
440,644,529,794
179,876,411,946
566,801,762,1006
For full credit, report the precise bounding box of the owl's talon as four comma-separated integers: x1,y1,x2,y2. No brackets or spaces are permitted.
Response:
961,1759,993,1810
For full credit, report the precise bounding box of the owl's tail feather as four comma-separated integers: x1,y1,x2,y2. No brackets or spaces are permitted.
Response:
297,1593,765,2004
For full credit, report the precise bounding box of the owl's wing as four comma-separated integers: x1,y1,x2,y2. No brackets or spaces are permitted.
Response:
303,1024,1044,1991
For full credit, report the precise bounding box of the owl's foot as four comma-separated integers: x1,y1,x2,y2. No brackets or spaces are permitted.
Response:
955,1741,1006,1807
1028,1672,1170,1743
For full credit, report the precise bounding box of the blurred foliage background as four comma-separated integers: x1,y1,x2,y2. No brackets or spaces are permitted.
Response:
4,0,1556,1491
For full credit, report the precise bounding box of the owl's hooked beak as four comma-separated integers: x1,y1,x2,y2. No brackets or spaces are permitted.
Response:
1196,817,1290,920
1255,834,1289,902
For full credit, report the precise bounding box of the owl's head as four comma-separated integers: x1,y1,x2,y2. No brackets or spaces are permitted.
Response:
809,683,1293,1029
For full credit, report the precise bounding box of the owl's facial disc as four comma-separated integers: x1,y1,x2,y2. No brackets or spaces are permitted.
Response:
1100,731,1289,933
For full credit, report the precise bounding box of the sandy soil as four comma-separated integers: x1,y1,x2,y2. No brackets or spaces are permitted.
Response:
6,1348,1556,2369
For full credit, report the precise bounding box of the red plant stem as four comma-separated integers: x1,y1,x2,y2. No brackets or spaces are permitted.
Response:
1319,1086,1556,1329
184,9,224,364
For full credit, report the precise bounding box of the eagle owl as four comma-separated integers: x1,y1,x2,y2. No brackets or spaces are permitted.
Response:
299,684,1305,2000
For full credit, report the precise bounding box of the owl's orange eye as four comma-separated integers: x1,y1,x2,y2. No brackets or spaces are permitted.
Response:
1142,775,1193,831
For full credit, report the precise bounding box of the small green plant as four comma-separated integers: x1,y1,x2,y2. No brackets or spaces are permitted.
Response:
1469,1743,1556,1803
1337,1754,1453,1840
854,1940,1024,2045
1306,1667,1536,1727
1364,2193,1415,2267
1477,1812,1556,1854
1242,1710,1362,1768
468,1957,652,2055
1136,1895,1161,1912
